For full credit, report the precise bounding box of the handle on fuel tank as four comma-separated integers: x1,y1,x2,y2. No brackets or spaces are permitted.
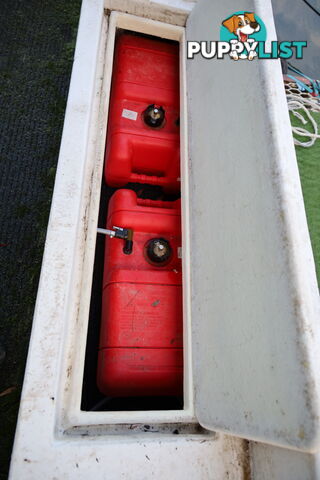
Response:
130,173,167,186
97,226,134,255
137,198,176,209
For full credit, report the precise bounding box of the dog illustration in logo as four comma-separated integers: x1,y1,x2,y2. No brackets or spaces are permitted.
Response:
222,13,260,60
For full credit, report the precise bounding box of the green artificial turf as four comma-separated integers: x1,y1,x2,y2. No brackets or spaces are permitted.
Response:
290,110,320,287
0,2,81,478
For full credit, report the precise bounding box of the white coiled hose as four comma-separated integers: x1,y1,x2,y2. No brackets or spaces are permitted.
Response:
286,93,320,148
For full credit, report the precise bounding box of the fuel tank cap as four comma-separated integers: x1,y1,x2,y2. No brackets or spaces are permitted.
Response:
143,104,165,128
145,238,172,265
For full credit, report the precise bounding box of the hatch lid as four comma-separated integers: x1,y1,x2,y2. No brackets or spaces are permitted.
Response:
186,0,320,451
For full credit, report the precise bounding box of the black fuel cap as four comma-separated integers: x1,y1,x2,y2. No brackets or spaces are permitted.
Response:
143,104,165,128
145,238,172,265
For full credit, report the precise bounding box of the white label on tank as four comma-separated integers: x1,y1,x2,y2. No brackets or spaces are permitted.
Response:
178,247,182,259
122,109,138,121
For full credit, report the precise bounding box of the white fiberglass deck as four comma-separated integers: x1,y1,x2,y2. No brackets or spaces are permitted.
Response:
9,0,320,478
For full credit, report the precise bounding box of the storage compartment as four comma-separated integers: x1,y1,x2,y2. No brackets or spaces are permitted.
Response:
82,30,184,412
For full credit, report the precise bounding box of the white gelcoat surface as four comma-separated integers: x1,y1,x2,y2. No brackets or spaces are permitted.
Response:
105,0,196,26
251,442,320,480
186,0,320,451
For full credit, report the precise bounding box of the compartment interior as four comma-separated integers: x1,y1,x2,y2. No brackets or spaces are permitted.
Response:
81,30,183,412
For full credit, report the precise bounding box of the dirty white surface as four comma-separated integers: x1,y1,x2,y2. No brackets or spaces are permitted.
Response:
251,442,320,479
187,0,320,451
105,0,196,25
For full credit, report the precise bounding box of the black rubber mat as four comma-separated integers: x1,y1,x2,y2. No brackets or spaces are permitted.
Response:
0,1,81,477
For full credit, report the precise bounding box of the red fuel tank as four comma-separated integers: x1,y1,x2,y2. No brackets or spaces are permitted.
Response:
97,189,183,397
104,34,180,193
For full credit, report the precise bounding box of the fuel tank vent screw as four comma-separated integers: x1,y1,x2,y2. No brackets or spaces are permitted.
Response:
122,228,134,255
145,238,172,265
97,226,133,255
143,104,165,128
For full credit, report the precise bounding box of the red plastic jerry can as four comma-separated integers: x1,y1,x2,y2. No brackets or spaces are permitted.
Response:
97,189,183,397
104,34,180,194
